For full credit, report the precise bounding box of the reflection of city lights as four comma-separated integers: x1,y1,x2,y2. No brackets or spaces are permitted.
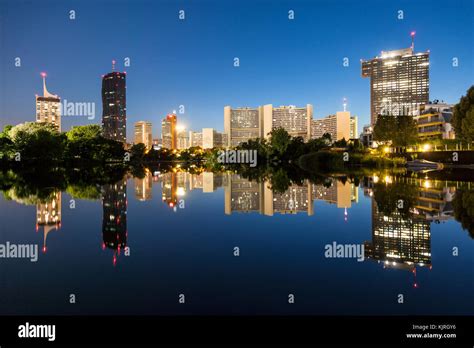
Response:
373,175,379,183
422,144,431,152
384,176,392,184
176,187,186,196
423,180,431,188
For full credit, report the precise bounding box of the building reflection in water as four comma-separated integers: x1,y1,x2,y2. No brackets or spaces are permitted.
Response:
361,175,460,287
224,174,357,217
102,180,127,266
134,170,153,201
36,192,62,253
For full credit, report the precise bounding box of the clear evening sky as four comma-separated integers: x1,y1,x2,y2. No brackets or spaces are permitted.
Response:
1,0,473,141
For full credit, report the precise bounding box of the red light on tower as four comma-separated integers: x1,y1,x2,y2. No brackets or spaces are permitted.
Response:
40,72,47,78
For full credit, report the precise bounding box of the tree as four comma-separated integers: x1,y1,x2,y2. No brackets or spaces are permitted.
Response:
66,124,102,141
461,107,474,142
452,85,474,141
269,127,291,156
393,116,418,147
8,122,66,160
373,115,418,147
373,115,396,144
130,143,147,161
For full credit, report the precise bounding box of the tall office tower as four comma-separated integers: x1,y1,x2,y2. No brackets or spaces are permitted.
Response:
36,191,62,253
102,180,127,264
189,130,203,148
311,111,351,141
102,60,127,143
36,73,61,131
263,104,312,141
349,116,358,139
177,129,189,149
161,113,177,149
134,121,153,150
361,34,429,125
224,106,262,147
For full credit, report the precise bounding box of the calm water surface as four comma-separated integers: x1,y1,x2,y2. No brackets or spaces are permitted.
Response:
0,170,473,315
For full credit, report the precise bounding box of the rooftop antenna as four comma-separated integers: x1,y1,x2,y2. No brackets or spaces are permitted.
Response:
343,97,347,112
410,31,416,51
112,59,116,71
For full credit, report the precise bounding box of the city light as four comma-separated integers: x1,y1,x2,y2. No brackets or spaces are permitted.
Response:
422,144,431,152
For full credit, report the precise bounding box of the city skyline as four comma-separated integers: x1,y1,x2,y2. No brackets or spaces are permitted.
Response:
1,0,473,142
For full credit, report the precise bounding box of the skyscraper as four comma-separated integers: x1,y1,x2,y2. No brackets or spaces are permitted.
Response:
102,61,126,143
161,113,177,149
361,34,429,125
134,121,153,150
36,73,61,131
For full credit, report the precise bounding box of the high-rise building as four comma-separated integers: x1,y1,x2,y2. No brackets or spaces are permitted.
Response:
102,61,126,143
134,121,153,150
189,131,203,148
224,106,262,147
311,111,351,141
361,35,429,125
36,73,61,131
263,104,312,141
161,113,177,149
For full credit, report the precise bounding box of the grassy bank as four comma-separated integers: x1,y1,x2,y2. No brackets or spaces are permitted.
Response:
298,151,405,172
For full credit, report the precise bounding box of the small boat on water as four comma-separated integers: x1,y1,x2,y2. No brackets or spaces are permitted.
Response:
406,159,443,171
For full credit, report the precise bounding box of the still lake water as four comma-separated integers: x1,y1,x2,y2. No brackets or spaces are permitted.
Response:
0,170,473,315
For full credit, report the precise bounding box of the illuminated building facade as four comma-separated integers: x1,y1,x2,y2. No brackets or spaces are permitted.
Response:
224,106,262,147
311,111,353,141
36,73,61,131
102,180,127,262
414,102,455,140
161,113,177,149
134,170,153,201
102,63,127,143
134,121,153,150
364,200,431,270
36,191,62,253
263,104,313,141
361,40,429,125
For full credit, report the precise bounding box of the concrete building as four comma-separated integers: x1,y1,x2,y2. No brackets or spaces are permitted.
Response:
360,125,375,148
134,121,153,150
36,73,61,131
177,129,189,150
263,104,313,141
311,111,352,141
202,128,227,149
414,101,455,140
361,36,429,125
350,116,358,139
224,106,262,147
189,131,203,148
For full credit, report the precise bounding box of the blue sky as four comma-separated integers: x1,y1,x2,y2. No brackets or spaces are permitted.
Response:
1,0,473,141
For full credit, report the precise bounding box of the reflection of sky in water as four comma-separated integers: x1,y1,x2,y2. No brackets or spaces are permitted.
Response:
0,172,473,315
